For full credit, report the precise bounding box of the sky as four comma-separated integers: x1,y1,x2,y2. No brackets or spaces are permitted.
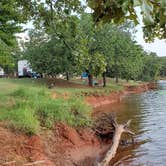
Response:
135,27,165,57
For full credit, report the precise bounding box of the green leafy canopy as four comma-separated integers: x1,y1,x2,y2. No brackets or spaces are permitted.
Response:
87,0,166,42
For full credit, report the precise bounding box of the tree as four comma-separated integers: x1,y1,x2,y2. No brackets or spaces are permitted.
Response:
159,57,166,77
28,13,106,83
0,0,36,46
91,20,144,83
0,0,36,72
24,0,84,80
140,52,161,81
88,0,166,42
121,44,144,82
0,41,14,71
0,38,22,74
77,14,145,85
24,28,76,79
32,0,83,43
75,14,107,86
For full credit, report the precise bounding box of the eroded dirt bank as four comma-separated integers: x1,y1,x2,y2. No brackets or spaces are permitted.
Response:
0,123,110,166
86,82,157,108
0,82,157,166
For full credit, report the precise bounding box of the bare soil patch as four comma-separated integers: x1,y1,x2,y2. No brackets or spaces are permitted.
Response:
0,123,110,166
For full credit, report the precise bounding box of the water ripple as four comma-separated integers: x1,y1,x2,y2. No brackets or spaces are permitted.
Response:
108,81,166,166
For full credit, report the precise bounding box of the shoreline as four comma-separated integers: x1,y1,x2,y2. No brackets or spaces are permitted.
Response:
0,81,157,166
86,82,157,109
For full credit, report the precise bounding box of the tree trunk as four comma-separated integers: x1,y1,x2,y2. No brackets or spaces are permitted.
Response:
66,72,69,81
102,72,106,87
4,65,9,77
98,120,135,166
88,74,93,86
115,74,119,84
114,59,119,84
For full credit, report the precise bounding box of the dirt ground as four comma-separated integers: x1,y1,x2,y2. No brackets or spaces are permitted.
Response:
86,82,157,109
46,78,89,88
0,122,111,166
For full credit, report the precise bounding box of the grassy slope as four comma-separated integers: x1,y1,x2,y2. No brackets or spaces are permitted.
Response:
0,79,92,135
0,78,124,135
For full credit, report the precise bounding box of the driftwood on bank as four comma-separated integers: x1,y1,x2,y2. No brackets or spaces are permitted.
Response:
93,113,135,166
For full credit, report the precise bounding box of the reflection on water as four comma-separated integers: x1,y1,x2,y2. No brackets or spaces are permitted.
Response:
98,81,166,166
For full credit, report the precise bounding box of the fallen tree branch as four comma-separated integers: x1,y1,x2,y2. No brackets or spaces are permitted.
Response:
98,118,135,166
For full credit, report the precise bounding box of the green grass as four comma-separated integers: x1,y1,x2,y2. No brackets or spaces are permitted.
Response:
54,84,123,97
0,78,92,135
0,77,139,135
0,108,40,135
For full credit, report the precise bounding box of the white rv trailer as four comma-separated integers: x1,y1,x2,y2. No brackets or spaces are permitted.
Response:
18,60,32,77
0,67,4,77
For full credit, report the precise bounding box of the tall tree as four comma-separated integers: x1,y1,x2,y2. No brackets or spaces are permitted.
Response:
76,14,146,85
140,52,161,81
121,44,144,81
91,20,144,83
0,0,35,46
25,14,107,82
27,0,84,79
76,14,107,86
0,0,36,71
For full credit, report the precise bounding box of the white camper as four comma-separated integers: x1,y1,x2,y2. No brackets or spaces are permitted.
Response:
0,67,4,77
18,60,32,77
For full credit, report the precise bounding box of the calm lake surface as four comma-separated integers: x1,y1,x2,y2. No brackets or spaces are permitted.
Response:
98,81,166,166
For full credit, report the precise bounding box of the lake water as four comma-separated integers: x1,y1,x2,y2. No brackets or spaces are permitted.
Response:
98,81,166,166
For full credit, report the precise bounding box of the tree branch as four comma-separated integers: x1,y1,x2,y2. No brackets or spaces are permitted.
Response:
98,119,135,166
149,0,160,6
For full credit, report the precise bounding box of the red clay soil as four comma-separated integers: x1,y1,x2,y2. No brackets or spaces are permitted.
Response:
0,123,110,166
0,123,54,166
41,123,111,166
86,82,157,108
